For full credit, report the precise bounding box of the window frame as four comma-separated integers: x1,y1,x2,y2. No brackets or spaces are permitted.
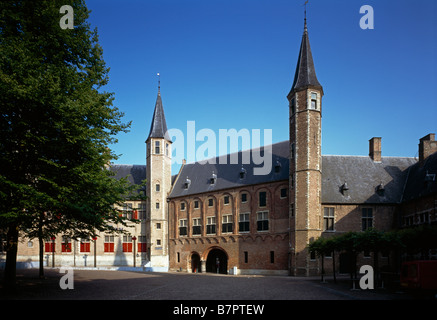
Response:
239,212,250,233
257,211,269,231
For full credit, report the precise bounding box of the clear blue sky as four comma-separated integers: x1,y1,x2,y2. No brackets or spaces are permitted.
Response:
87,0,437,175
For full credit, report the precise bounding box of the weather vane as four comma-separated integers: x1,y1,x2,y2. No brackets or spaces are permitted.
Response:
303,1,309,29
157,72,160,94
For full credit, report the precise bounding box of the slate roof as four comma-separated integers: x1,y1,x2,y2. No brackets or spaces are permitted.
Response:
147,91,171,141
288,21,322,96
321,155,416,204
108,143,436,205
109,164,146,186
401,151,437,202
169,141,290,199
169,140,419,204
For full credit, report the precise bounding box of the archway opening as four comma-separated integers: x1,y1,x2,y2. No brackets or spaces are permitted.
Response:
191,253,201,273
206,248,228,274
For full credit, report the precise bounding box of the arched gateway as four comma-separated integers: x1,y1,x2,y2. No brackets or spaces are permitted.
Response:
204,247,228,274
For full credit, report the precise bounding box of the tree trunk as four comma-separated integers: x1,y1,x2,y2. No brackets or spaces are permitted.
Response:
4,223,19,290
39,236,45,279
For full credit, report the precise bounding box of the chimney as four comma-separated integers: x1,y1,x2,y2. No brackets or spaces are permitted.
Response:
419,133,437,162
369,137,382,162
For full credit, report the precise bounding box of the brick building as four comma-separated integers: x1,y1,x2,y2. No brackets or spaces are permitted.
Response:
3,19,436,276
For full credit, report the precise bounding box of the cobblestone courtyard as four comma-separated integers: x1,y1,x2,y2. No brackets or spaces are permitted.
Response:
0,268,414,300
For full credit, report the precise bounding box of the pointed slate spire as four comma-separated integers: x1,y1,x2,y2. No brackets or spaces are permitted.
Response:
289,18,322,96
147,78,171,142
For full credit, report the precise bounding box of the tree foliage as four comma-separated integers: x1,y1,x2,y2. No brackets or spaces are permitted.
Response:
0,0,133,287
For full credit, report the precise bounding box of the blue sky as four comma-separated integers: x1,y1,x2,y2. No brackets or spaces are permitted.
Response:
87,0,437,175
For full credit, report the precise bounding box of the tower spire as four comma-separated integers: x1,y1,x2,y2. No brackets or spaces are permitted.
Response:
304,0,308,32
147,74,170,142
288,3,322,97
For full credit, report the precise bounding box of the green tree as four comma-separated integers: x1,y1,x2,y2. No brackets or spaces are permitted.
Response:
0,0,133,288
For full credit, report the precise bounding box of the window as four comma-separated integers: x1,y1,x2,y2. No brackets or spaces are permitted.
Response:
62,236,71,252
80,238,90,252
310,92,317,110
244,251,248,263
362,208,373,231
280,188,287,198
290,98,295,114
208,198,214,207
138,236,147,252
156,184,160,192
194,200,199,209
259,191,267,207
257,211,269,231
207,217,216,234
122,203,133,219
323,207,335,231
224,195,230,205
104,235,115,252
291,143,295,159
239,213,250,232
138,203,147,220
156,223,161,229
222,215,233,233
156,239,161,246
45,240,55,253
156,202,160,209
177,252,180,263
270,251,275,264
192,218,201,235
122,235,133,252
290,203,295,217
155,141,160,154
180,202,186,211
241,193,247,203
166,143,169,156
179,219,187,236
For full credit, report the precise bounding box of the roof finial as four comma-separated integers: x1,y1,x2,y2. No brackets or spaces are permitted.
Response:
303,0,308,32
157,72,161,95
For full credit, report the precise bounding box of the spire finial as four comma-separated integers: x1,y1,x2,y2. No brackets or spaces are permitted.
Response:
157,72,161,95
303,0,308,32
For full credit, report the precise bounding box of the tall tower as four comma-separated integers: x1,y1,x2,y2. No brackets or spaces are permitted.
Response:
145,79,172,270
288,18,323,276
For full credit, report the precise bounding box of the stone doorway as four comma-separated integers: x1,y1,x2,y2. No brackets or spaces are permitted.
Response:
191,252,201,273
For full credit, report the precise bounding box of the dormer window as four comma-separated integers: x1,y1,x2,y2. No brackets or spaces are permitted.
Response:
210,172,217,185
340,182,349,195
425,171,436,182
274,160,282,173
376,182,385,196
239,166,246,179
184,177,191,189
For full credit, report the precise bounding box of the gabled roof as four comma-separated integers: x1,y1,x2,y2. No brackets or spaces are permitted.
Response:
401,151,437,202
288,21,322,96
168,140,418,204
168,141,290,199
321,155,416,204
109,164,146,186
147,91,171,142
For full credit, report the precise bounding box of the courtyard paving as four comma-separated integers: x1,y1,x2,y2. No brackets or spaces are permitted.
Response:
0,268,414,301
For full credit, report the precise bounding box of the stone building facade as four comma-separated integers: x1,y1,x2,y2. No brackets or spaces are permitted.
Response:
3,20,436,275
